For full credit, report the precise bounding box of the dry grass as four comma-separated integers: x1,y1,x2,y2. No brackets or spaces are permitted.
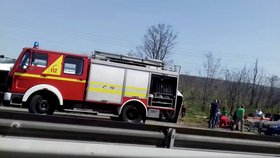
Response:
180,116,208,128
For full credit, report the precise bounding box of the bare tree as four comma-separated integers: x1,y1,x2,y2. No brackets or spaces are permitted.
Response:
138,24,177,61
263,75,280,110
179,72,189,96
179,73,201,108
248,59,264,108
200,52,221,111
126,49,135,57
224,67,249,113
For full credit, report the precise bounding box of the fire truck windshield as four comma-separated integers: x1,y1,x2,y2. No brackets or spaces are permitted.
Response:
19,52,30,69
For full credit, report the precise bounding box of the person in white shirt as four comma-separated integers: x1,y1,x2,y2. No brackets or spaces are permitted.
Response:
255,109,263,117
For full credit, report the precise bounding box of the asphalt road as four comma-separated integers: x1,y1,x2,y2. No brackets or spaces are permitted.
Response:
0,105,254,135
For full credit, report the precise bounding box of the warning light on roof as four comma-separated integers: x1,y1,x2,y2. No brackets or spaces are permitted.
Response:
33,42,39,48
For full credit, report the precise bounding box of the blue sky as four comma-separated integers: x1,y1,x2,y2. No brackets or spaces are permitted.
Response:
0,0,280,76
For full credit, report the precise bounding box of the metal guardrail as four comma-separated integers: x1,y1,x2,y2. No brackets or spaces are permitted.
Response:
1,137,276,158
0,110,174,148
0,110,279,155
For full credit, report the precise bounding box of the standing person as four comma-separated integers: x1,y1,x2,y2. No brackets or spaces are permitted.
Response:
215,100,222,127
231,107,237,131
234,106,245,132
209,100,219,129
215,106,221,127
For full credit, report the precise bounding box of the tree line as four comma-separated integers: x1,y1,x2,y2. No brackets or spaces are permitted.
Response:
179,52,280,115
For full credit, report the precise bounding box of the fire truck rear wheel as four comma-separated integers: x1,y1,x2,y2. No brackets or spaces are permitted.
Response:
121,105,144,123
29,94,54,114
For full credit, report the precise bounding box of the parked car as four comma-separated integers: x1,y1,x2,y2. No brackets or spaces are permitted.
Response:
260,120,280,136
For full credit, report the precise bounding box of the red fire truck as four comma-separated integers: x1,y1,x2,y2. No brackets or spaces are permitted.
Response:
3,43,183,123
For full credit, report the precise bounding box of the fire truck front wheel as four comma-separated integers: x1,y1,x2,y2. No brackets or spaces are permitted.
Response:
28,94,55,114
121,104,145,123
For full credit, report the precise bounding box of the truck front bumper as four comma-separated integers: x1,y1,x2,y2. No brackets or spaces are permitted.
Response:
4,92,11,101
3,92,23,106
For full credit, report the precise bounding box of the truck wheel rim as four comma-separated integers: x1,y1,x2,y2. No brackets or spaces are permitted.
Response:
127,107,140,120
38,100,49,113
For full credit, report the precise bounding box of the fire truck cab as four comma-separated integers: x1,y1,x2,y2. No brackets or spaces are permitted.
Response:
4,44,183,123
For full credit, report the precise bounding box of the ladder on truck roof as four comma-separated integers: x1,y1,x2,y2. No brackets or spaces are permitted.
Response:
93,51,164,68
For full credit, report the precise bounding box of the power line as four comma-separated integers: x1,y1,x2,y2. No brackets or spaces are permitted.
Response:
0,17,140,47
0,17,274,63
1,16,280,76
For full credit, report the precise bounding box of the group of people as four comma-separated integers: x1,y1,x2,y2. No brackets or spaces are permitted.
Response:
208,100,245,132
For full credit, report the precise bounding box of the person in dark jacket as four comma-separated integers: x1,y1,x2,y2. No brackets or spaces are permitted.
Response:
209,100,219,129
231,107,238,131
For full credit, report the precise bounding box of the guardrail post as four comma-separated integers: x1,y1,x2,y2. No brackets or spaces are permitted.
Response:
161,128,176,148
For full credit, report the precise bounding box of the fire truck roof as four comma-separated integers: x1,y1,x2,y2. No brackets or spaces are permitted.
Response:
23,47,89,58
93,51,164,68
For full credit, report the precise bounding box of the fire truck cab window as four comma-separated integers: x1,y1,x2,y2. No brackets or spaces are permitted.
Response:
31,53,48,67
63,57,83,75
19,51,30,69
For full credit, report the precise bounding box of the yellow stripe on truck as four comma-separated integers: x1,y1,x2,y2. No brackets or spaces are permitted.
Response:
90,81,123,88
124,91,147,98
14,72,86,83
90,81,147,91
88,87,146,97
88,87,122,95
126,86,147,91
89,81,147,97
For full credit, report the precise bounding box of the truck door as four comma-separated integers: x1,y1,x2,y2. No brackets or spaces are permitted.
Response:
12,51,49,93
124,69,149,99
86,64,125,103
59,56,88,101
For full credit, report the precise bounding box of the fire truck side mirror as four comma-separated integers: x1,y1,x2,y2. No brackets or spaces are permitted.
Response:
22,64,29,70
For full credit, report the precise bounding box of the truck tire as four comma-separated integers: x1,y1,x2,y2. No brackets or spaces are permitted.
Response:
29,94,53,114
121,105,143,123
46,105,56,115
